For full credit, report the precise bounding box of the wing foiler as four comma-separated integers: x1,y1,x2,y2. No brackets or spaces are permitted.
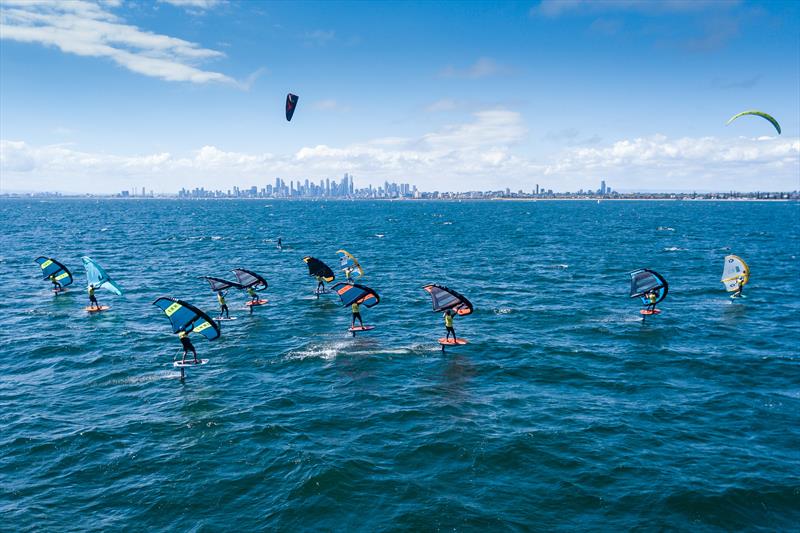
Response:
337,249,364,279
35,256,73,287
331,282,380,307
303,256,335,282
629,268,668,304
721,255,750,292
82,256,123,295
153,297,220,340
422,284,473,316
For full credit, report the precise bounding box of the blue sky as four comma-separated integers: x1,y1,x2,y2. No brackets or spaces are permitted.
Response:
1,0,798,193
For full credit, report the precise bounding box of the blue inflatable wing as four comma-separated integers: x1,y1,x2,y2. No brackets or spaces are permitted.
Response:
153,297,220,341
34,256,73,287
331,282,380,308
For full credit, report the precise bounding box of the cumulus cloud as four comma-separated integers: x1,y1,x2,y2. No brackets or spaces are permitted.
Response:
2,120,797,194
0,0,237,85
543,134,799,190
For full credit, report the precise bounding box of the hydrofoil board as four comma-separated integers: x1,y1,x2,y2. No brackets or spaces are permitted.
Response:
85,305,110,313
245,299,268,307
174,359,209,368
640,309,661,316
438,338,468,346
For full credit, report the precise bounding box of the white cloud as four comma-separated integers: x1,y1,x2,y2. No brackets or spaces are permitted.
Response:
312,99,349,111
0,0,237,85
531,0,740,18
439,57,509,79
302,29,335,47
2,120,797,194
425,99,459,113
543,134,799,190
158,0,223,9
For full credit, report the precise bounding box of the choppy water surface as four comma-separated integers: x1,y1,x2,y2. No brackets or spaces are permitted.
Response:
1,199,798,531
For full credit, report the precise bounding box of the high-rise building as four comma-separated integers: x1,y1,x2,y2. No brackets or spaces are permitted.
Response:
600,180,606,195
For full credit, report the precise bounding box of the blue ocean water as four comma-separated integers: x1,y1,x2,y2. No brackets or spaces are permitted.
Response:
0,199,798,531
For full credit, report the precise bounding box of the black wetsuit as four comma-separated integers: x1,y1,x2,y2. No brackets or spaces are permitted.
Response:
88,287,99,308
179,333,197,362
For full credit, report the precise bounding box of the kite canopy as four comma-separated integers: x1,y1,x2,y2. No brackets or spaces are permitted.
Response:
34,256,73,287
153,297,220,341
332,282,380,308
726,110,781,135
232,268,268,290
422,284,473,316
303,256,335,282
201,276,243,292
721,255,750,292
337,249,364,278
629,269,668,305
82,256,122,295
286,93,299,121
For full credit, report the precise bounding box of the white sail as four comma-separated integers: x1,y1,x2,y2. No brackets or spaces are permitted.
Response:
721,255,749,292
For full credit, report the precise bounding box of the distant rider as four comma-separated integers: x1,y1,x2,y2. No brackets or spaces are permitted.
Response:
49,274,62,293
247,286,259,303
315,276,325,297
88,284,99,309
277,237,282,250
247,286,259,314
444,309,457,342
646,291,658,313
217,290,230,319
732,275,745,298
351,301,363,328
178,330,198,364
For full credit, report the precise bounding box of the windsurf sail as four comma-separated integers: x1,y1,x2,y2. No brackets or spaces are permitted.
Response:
201,276,243,292
629,268,668,305
337,249,364,278
82,256,122,295
153,297,220,341
422,284,473,316
286,93,299,121
721,255,750,292
331,282,380,308
231,268,268,290
34,256,73,287
303,256,335,282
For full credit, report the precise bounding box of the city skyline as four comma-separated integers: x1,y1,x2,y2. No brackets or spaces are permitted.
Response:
1,1,798,193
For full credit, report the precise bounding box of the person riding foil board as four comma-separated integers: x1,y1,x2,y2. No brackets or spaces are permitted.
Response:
49,274,61,293
88,284,99,309
444,308,457,342
178,330,198,365
217,290,230,319
351,302,363,329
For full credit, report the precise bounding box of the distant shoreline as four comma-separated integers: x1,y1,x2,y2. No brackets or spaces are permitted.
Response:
0,195,796,202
